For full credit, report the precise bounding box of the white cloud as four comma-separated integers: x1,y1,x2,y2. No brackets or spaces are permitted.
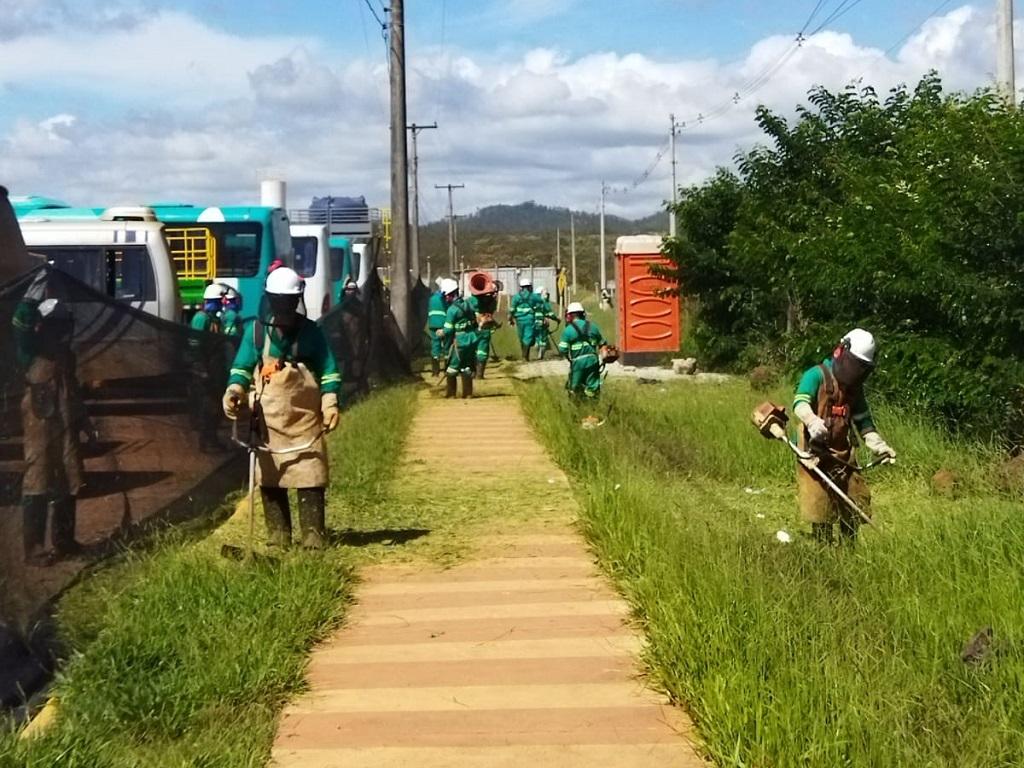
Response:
1,4,1017,220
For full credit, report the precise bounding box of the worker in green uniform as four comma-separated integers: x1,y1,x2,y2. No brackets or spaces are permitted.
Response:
558,302,608,400
793,328,895,545
222,267,342,549
509,277,538,360
189,282,230,452
427,276,450,377
439,278,477,398
532,286,558,360
469,282,499,379
221,286,243,337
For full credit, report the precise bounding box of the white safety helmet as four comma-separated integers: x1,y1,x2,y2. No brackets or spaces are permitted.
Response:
265,266,304,295
519,277,532,288
841,328,876,365
439,278,459,296
566,301,585,316
203,283,227,301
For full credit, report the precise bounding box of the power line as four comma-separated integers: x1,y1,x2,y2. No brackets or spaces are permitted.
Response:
807,0,867,36
799,0,831,36
362,0,387,30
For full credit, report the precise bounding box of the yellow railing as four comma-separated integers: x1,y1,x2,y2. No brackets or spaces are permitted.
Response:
165,226,217,281
380,206,392,256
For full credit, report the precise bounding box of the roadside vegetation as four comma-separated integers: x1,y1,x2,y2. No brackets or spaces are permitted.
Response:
1,385,419,768
664,74,1024,435
521,377,1024,768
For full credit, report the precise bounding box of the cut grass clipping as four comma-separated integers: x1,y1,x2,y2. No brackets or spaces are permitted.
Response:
1,385,419,768
520,378,1024,768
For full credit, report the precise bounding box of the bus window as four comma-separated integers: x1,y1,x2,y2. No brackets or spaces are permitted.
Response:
329,247,347,281
32,245,155,301
214,223,262,277
293,236,318,278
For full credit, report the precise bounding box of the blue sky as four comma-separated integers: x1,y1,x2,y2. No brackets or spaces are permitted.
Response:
0,1,1014,218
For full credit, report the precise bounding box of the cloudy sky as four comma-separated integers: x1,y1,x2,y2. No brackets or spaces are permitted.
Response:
0,0,1018,220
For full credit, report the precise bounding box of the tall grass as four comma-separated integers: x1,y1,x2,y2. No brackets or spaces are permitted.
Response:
1,385,419,768
520,379,1024,767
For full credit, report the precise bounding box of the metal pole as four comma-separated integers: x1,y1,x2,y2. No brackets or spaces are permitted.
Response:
997,0,1016,105
407,122,437,283
570,212,577,294
388,0,411,339
434,183,464,276
669,113,677,237
556,227,561,269
599,182,607,296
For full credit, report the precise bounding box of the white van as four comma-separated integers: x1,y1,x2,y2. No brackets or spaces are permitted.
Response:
290,223,333,320
18,212,182,322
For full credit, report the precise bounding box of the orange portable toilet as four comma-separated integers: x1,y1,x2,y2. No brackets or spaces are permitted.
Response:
614,235,681,365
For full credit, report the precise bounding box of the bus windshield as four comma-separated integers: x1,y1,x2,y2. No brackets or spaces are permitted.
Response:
210,223,262,277
293,236,317,278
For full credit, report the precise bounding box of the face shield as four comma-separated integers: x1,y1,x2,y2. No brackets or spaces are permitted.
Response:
259,292,306,329
833,345,875,388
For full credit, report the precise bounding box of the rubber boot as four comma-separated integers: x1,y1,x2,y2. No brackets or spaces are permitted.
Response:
521,344,530,361
811,522,834,546
297,488,326,550
461,373,474,399
260,487,293,548
537,345,546,360
476,360,487,379
431,357,440,377
445,375,458,399
21,495,49,565
51,495,81,558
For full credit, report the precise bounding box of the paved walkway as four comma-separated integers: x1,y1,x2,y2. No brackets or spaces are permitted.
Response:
272,378,704,767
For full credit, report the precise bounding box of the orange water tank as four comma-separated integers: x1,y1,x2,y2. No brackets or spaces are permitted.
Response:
614,235,681,362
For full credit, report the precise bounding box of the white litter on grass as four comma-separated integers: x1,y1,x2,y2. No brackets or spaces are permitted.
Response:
744,487,765,495
614,483,622,491
547,478,557,484
775,530,793,544
755,513,766,519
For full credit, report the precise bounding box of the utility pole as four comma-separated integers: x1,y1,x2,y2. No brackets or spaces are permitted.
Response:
570,211,577,294
556,227,561,268
388,0,410,339
669,113,686,237
435,183,464,275
599,181,607,299
997,0,1016,105
407,121,437,283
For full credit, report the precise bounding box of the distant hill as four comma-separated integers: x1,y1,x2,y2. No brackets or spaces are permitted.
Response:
418,201,668,286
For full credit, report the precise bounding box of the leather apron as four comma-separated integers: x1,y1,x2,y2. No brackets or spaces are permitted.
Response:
252,331,328,489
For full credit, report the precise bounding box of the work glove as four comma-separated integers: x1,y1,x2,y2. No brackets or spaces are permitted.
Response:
322,392,340,433
222,384,246,421
806,416,829,445
863,431,896,464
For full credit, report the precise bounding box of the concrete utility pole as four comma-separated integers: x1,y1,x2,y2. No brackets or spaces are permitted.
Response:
556,227,561,268
407,122,437,283
435,183,464,275
388,0,411,339
599,181,608,297
997,0,1016,105
570,211,577,294
669,113,686,237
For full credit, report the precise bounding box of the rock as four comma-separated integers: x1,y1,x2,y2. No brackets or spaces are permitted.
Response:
749,365,776,391
931,468,961,499
672,357,698,375
997,455,1024,495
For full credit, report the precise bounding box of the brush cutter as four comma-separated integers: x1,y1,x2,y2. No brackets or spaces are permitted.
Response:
751,402,877,529
221,407,327,561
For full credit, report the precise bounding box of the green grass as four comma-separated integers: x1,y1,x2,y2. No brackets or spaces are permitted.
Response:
1,385,420,768
519,378,1024,768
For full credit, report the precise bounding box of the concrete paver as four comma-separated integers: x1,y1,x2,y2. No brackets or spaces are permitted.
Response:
272,380,704,767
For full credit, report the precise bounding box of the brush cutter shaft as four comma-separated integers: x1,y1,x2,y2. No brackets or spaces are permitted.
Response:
784,440,875,528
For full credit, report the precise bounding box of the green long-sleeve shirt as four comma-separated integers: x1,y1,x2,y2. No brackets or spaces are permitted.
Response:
510,289,537,322
558,319,606,361
427,292,447,331
228,319,341,394
793,358,875,434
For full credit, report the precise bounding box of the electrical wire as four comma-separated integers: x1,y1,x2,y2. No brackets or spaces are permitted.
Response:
807,0,867,36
